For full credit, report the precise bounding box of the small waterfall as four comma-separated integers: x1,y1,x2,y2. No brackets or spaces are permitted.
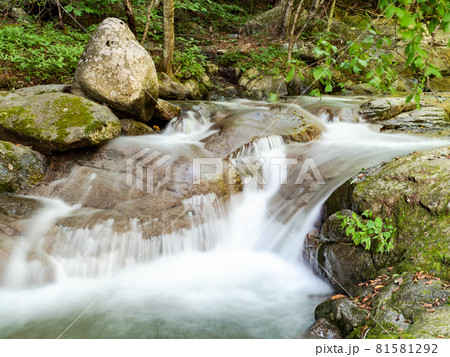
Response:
0,97,448,338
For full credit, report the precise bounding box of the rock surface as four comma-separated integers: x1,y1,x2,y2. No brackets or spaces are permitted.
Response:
323,146,450,280
71,18,158,122
153,99,181,122
158,73,191,100
315,272,450,338
0,141,47,193
203,101,323,157
120,119,155,136
0,92,121,151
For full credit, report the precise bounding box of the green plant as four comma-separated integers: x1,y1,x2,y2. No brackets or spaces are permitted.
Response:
380,0,450,107
173,39,206,80
308,27,396,96
336,210,396,254
0,23,89,83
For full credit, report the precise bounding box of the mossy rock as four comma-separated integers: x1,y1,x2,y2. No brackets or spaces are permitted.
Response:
314,272,450,339
0,92,121,151
0,140,47,193
325,146,450,280
120,119,155,136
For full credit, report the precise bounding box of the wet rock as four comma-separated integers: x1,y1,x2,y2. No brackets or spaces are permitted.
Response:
0,194,44,218
71,18,158,122
360,97,416,122
120,119,155,136
430,77,450,92
203,102,322,157
0,141,47,193
320,210,353,243
318,242,377,292
352,83,381,96
380,106,450,136
304,318,343,339
0,92,121,151
153,99,181,122
158,72,191,100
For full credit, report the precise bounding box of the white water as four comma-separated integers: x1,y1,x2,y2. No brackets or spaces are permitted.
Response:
0,98,448,338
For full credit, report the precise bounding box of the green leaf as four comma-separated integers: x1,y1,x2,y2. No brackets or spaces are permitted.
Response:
268,93,278,103
313,67,324,81
325,82,333,92
286,67,295,83
375,217,383,228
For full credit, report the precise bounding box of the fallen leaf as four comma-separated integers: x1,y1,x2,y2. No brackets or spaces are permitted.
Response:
396,277,403,285
331,294,346,300
426,308,436,313
403,319,412,324
7,164,13,171
362,296,370,303
374,285,384,290
437,335,445,338
366,312,371,320
393,287,400,293
397,328,404,332
424,280,433,285
388,267,394,271
422,303,433,308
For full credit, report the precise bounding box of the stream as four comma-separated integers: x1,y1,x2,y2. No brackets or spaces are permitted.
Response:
0,97,448,338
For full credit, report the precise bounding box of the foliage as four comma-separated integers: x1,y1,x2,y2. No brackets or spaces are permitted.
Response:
173,40,206,80
217,45,290,77
380,0,450,105
308,27,396,96
336,210,396,254
0,23,89,82
175,0,243,23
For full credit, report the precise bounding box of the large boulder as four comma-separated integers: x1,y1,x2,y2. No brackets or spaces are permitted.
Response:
153,99,181,122
238,68,287,100
243,6,283,35
0,92,121,151
0,140,47,193
323,146,450,280
71,18,158,122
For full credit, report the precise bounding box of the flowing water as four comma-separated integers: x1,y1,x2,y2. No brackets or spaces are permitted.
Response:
0,97,448,338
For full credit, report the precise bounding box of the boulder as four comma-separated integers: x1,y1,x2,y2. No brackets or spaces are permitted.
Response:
304,318,343,339
360,97,416,122
0,141,47,193
71,18,158,122
153,99,181,122
183,79,201,100
324,146,450,279
0,93,121,151
314,272,450,338
12,84,70,97
379,106,450,136
239,68,287,100
158,72,191,100
120,119,155,136
243,6,283,35
203,101,323,158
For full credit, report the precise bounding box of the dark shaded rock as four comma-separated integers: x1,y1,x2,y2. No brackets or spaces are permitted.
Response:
0,141,47,193
120,119,155,136
304,318,343,339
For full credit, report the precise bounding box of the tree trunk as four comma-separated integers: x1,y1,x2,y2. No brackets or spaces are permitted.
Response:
280,0,294,40
123,0,137,37
287,0,307,61
140,0,157,45
161,0,175,77
326,0,336,33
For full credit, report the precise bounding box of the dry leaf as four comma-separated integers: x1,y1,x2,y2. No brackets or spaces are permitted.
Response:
426,308,436,313
397,328,404,332
7,164,13,171
437,335,445,338
424,280,433,285
422,303,433,308
331,294,346,300
396,277,403,285
375,285,384,290
388,267,394,271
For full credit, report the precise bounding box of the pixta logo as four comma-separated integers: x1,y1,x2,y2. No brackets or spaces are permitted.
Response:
126,148,173,194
